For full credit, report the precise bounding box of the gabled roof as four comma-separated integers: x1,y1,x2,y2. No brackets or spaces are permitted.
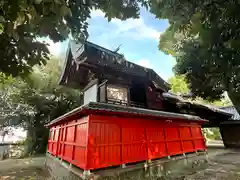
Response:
162,92,233,117
220,106,240,120
59,40,169,91
162,92,233,127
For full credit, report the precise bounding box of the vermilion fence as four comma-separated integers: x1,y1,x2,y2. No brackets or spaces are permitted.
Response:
48,114,206,170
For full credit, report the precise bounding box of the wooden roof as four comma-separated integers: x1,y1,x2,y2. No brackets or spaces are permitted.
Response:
220,106,240,120
46,102,207,127
59,40,169,91
162,92,233,127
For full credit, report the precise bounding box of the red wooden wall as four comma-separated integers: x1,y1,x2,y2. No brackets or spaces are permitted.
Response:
47,114,206,170
48,116,89,169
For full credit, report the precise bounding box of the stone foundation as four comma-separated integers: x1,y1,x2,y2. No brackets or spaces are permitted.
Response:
45,151,209,180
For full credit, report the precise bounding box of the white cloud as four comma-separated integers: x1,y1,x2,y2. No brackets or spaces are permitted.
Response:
91,9,105,18
90,9,161,40
137,59,153,69
112,18,161,40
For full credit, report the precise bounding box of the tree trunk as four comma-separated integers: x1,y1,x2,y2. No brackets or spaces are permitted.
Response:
25,116,49,155
25,126,36,155
227,91,240,115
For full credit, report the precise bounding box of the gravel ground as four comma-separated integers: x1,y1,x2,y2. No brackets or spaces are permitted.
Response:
183,150,240,180
0,156,50,180
1,149,240,180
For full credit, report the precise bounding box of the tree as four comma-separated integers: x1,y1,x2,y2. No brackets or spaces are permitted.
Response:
168,75,189,94
153,0,240,113
168,75,232,107
0,0,148,77
0,73,32,128
0,58,82,154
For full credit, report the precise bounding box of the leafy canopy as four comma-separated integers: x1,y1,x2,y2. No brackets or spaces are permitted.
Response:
0,0,148,77
0,58,82,153
168,75,232,107
154,0,240,108
168,75,189,94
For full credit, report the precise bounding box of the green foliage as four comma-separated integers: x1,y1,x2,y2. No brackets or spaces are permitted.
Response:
168,75,190,94
211,99,232,107
168,75,232,107
204,128,222,140
155,0,240,112
194,97,231,107
15,139,26,145
0,0,149,77
0,58,82,154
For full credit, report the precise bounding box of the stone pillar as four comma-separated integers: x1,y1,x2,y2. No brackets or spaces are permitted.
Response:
220,122,240,148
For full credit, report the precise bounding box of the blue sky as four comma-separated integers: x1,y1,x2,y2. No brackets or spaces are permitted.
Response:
48,8,176,81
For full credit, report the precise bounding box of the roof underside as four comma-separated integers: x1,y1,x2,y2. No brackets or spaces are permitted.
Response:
59,41,169,91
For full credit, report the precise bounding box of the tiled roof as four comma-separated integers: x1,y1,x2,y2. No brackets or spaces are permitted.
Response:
59,40,169,91
220,106,240,120
162,92,233,116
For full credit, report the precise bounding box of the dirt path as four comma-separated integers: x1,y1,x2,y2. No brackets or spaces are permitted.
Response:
0,156,50,180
